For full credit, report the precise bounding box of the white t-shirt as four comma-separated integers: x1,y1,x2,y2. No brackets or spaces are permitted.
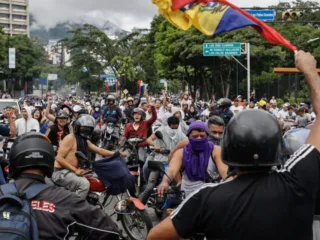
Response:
277,110,287,120
281,111,296,123
269,107,279,116
230,105,243,115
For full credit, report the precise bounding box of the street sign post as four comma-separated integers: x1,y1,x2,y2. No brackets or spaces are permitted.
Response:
203,43,241,56
245,9,276,21
9,48,15,69
203,42,251,101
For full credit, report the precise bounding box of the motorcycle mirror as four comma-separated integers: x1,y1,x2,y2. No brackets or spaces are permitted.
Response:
155,131,163,140
148,160,164,172
148,161,172,182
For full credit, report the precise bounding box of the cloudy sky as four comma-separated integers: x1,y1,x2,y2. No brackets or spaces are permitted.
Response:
30,0,284,31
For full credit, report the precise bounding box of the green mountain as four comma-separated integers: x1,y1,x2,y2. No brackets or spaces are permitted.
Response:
30,15,129,44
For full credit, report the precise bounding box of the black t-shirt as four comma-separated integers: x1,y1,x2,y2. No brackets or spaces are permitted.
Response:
171,144,320,240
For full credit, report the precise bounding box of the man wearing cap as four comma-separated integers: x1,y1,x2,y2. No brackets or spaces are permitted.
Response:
45,110,73,150
230,98,243,115
15,107,40,136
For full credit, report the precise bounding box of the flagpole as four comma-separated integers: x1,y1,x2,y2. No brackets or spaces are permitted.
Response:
247,43,251,103
247,43,251,102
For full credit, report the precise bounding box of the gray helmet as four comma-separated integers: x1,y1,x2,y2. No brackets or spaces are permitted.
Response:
107,95,116,101
132,108,146,121
56,110,69,119
74,114,95,139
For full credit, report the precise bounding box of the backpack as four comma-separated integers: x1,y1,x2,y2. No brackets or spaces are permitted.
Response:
0,183,49,240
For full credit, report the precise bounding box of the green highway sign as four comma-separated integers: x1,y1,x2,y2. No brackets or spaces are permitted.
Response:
203,42,241,56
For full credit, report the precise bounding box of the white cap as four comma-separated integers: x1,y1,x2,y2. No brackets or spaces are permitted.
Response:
73,105,82,112
85,102,90,106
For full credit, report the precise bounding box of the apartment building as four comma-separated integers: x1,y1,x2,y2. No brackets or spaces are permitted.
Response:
0,0,29,37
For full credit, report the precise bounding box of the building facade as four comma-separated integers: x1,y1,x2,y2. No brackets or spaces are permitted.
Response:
0,0,29,37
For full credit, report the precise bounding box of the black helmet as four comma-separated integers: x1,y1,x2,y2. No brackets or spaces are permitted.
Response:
56,110,69,119
217,98,232,109
132,108,146,121
9,132,55,178
74,114,95,139
283,128,310,156
222,110,281,167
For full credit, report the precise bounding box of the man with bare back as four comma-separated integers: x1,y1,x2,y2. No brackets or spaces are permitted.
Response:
52,114,125,199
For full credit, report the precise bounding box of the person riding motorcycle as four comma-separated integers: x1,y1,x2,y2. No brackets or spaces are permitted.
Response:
92,103,103,121
122,105,157,162
45,110,73,150
52,114,125,199
102,95,122,123
157,121,228,198
148,50,320,240
139,116,187,204
102,95,122,141
216,98,234,125
123,97,141,122
0,132,121,240
207,116,225,146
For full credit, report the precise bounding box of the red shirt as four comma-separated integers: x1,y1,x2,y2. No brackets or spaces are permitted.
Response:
123,106,157,146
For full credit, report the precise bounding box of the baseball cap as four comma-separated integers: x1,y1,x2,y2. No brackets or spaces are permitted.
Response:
73,105,82,113
258,100,267,107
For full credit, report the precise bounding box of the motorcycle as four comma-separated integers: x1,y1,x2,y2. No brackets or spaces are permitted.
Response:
103,122,119,150
67,151,153,240
138,131,171,205
2,137,16,160
120,137,146,195
145,160,183,219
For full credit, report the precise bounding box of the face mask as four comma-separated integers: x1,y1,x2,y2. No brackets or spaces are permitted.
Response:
95,108,99,112
165,126,178,139
189,137,208,152
209,134,222,146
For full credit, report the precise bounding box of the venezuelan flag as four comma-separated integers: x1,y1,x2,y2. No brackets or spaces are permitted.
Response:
139,84,145,97
152,0,296,51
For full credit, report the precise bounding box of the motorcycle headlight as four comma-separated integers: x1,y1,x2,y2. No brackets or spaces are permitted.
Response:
106,127,114,134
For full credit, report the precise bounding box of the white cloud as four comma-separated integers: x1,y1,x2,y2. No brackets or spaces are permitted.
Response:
29,0,287,30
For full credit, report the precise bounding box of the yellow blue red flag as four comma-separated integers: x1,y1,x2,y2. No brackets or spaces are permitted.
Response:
152,0,296,51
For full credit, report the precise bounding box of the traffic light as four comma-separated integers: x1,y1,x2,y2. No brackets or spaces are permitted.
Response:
282,11,303,20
